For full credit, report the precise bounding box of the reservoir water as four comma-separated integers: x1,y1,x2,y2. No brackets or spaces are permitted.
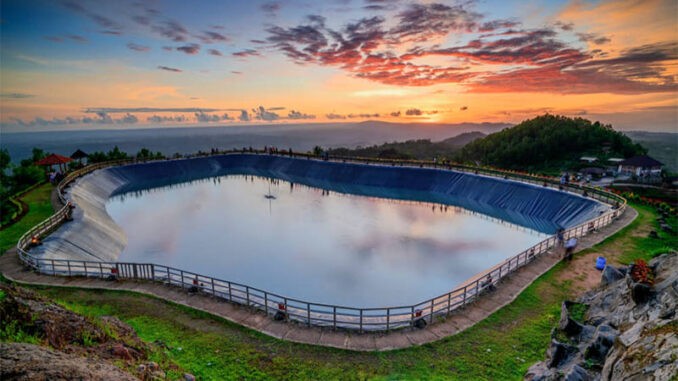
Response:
106,174,547,307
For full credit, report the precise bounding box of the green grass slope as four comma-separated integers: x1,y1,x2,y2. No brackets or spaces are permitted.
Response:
0,183,54,255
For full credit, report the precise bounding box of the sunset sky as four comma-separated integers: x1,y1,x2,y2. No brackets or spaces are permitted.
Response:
1,0,676,132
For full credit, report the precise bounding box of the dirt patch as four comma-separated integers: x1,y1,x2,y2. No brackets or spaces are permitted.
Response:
555,250,606,295
555,207,652,297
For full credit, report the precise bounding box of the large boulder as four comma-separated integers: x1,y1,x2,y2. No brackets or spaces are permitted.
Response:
524,362,553,381
546,340,579,368
559,301,584,336
564,365,592,381
600,265,624,286
584,324,618,362
631,282,652,304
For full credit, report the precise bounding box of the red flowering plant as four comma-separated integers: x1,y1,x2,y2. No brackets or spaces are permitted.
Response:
630,259,655,286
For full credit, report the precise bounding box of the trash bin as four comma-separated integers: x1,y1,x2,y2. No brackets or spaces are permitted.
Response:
595,256,606,271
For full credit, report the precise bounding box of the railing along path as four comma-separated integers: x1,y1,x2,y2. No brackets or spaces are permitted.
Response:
17,151,626,332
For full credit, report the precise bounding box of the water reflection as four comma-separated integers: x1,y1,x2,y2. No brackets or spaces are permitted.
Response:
107,175,546,307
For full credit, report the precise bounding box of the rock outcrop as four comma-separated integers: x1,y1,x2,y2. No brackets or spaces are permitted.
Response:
0,284,174,380
0,284,147,359
0,342,138,381
525,252,678,381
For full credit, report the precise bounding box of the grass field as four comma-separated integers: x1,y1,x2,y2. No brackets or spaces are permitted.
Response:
0,183,54,255
3,184,676,380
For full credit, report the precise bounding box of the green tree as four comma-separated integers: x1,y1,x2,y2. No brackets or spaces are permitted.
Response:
0,149,11,199
107,146,128,161
0,149,10,173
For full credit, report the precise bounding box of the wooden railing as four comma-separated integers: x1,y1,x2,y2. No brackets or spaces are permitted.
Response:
16,152,626,332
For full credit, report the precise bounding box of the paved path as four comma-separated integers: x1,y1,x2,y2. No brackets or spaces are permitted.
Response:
1,207,637,351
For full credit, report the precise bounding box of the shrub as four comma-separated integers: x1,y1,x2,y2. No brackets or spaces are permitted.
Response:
630,259,654,285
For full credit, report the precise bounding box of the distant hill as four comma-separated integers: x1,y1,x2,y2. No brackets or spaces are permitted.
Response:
440,132,487,147
455,114,647,172
624,131,677,172
327,131,486,160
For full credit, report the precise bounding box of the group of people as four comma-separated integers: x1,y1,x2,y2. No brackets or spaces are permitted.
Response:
48,170,64,184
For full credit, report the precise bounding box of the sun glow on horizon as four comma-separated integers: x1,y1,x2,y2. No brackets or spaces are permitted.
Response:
0,0,676,132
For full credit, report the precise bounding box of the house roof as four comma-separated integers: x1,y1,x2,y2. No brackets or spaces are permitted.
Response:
70,149,89,159
35,154,73,166
619,155,663,167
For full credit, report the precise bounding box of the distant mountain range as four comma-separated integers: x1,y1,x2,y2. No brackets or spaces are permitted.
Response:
5,120,671,172
326,131,487,160
1,121,510,163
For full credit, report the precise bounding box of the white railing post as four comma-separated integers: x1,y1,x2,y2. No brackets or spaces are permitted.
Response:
429,300,434,323
307,303,312,327
333,306,337,330
359,309,363,332
386,308,391,331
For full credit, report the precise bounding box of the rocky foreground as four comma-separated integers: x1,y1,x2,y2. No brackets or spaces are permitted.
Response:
526,252,677,380
0,284,195,380
1,342,138,381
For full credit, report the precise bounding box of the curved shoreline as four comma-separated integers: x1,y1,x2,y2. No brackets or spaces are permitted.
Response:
1,207,637,350
14,153,627,335
33,153,607,263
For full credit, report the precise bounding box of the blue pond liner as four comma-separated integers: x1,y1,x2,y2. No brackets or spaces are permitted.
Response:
107,154,608,234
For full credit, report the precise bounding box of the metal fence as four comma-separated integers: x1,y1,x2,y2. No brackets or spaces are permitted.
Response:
16,152,626,332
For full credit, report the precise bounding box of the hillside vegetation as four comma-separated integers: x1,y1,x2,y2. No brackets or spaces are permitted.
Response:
327,132,485,160
455,115,646,172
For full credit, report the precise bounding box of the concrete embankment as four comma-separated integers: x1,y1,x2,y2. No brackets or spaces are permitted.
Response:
32,154,608,262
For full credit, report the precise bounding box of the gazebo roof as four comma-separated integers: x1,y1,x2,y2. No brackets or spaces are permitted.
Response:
70,149,89,159
35,154,73,166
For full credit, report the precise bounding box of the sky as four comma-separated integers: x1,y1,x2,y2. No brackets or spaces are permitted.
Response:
0,0,676,132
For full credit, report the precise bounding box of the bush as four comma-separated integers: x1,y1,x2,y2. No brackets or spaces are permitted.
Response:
630,259,654,285
12,165,44,189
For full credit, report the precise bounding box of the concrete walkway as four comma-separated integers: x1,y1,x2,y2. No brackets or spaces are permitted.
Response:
0,207,637,351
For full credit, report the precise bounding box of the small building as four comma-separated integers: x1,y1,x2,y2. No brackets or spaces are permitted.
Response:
580,156,598,164
580,167,606,179
606,158,624,176
618,155,663,177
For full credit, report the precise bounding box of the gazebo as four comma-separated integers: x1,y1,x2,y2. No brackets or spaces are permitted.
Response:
70,149,88,161
35,154,73,173
70,149,89,166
